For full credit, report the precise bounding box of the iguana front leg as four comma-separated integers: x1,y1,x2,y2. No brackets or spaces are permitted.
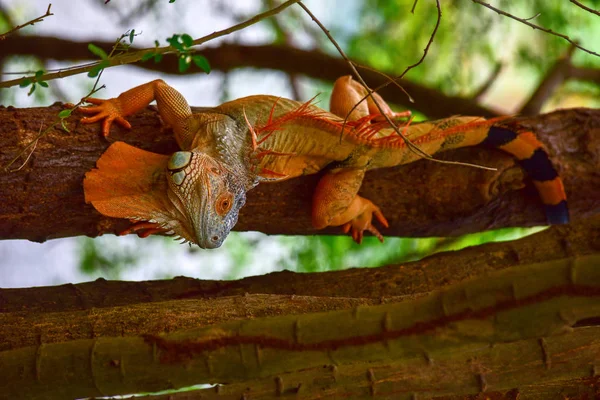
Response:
312,76,399,243
80,79,197,148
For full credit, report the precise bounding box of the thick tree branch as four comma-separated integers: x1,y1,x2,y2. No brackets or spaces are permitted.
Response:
1,214,599,313
0,106,598,243
2,253,600,399
0,36,497,118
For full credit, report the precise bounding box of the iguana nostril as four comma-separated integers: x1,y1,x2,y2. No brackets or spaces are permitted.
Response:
212,235,219,242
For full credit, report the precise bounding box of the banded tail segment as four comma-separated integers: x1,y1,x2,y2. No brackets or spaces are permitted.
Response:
481,126,569,225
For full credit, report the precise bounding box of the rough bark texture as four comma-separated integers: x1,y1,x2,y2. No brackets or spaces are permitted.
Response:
0,37,497,118
0,106,598,242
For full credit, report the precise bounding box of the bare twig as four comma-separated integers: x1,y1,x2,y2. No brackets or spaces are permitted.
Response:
341,0,442,130
569,0,600,17
297,1,496,172
0,0,301,89
0,4,52,40
411,0,419,14
472,0,600,58
7,131,38,172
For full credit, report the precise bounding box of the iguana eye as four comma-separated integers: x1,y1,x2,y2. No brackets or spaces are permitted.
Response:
215,193,233,215
168,151,192,172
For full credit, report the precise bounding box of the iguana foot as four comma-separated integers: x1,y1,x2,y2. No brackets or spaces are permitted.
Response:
80,98,132,137
341,203,389,244
119,221,170,238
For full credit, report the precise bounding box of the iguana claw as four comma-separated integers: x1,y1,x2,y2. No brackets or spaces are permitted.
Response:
342,206,389,244
119,221,170,238
80,98,132,137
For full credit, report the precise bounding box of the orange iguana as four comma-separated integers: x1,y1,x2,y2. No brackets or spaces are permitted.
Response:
81,76,569,248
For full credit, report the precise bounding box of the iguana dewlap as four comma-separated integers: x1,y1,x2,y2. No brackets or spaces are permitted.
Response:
81,76,569,248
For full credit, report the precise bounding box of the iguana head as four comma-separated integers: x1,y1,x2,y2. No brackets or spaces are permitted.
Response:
84,142,247,249
164,150,247,248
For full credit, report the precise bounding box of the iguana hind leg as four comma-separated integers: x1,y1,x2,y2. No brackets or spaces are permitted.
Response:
312,167,388,244
310,75,403,243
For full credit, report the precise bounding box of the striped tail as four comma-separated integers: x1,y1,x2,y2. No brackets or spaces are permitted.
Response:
481,125,569,225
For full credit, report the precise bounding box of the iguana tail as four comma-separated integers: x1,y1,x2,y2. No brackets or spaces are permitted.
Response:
480,124,569,224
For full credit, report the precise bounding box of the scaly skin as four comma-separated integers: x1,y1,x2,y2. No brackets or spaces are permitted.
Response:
82,76,569,248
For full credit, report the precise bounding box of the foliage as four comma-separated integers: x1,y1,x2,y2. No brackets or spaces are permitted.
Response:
348,0,600,97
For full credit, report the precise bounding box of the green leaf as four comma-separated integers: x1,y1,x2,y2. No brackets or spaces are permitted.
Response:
166,34,181,50
154,40,160,47
129,29,135,43
169,0,176,3
88,43,108,60
178,56,190,73
154,54,163,63
19,78,32,88
58,109,72,118
88,65,102,78
35,70,45,78
27,84,36,96
141,52,155,62
181,33,193,48
38,81,49,88
192,54,211,73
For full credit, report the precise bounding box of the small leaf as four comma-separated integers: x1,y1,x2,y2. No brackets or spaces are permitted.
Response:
19,78,32,88
38,81,49,88
35,70,45,78
169,0,176,3
166,34,180,48
192,54,211,73
58,109,72,118
88,65,102,78
154,40,160,47
88,43,108,60
181,34,193,48
129,29,135,43
178,56,190,73
141,52,155,62
28,84,36,96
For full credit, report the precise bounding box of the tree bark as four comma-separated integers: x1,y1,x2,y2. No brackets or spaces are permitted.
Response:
0,37,496,118
0,106,598,242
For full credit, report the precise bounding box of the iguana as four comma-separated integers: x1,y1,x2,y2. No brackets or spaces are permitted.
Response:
81,76,569,248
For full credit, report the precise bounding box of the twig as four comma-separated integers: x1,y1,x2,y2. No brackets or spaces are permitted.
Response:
0,4,53,40
0,0,301,89
7,132,38,172
472,0,600,58
569,0,600,17
297,1,496,171
342,0,442,132
411,0,419,14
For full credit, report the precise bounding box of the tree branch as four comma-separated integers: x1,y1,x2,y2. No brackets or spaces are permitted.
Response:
0,106,598,242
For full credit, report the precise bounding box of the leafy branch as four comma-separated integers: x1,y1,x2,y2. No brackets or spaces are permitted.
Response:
0,0,301,89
